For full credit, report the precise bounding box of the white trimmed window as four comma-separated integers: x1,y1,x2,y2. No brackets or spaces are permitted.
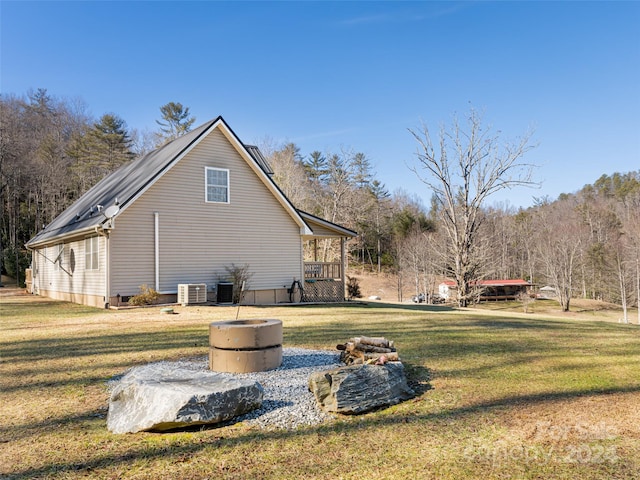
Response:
205,167,229,203
85,236,99,270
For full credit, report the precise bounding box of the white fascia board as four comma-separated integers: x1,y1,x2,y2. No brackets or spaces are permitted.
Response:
299,212,357,238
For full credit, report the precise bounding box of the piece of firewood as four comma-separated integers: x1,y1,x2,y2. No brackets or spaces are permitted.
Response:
352,342,394,354
352,336,394,349
362,351,400,362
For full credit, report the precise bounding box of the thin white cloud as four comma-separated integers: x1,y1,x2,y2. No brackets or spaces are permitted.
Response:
292,127,358,142
339,13,397,26
338,3,470,26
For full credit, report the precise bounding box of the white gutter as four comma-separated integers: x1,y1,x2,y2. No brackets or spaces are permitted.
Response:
26,225,102,250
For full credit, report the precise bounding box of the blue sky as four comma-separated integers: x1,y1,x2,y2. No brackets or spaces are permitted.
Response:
2,1,639,209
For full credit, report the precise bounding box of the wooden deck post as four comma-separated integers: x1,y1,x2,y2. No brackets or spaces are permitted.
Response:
341,237,346,300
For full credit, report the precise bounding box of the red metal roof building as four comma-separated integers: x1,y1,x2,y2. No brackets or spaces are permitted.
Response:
439,279,532,301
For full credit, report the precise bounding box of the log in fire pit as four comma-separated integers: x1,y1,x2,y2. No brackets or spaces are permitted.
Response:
209,319,283,373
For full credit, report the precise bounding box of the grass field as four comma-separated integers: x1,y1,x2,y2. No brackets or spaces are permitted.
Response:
1,289,639,479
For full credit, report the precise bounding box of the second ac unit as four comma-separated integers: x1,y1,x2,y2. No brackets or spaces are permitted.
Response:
177,283,207,305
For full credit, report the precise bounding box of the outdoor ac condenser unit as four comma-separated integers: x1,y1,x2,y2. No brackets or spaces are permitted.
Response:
177,284,207,305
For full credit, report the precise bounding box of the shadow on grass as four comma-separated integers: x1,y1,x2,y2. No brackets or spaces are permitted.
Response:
0,328,210,395
1,359,432,446
353,301,456,313
0,405,109,441
250,300,456,313
6,383,639,480
471,318,569,330
4,298,640,477
3,312,635,396
1,328,208,363
1,299,106,319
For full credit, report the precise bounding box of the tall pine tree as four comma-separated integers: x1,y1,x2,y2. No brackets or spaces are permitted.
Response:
69,113,134,193
156,102,196,143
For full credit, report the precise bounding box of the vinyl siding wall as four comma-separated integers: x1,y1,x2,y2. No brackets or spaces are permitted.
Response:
31,234,106,308
110,129,303,299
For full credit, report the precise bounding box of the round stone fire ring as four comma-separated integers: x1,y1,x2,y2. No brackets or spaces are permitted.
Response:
209,319,283,373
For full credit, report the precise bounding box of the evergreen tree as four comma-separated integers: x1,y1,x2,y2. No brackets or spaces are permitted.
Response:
156,102,195,143
304,151,328,183
69,113,134,192
366,180,391,272
352,152,372,189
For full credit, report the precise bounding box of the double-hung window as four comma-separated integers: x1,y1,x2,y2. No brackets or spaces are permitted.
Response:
205,167,229,203
85,236,99,270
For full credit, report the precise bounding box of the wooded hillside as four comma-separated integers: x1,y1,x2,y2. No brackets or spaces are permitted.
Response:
2,89,638,319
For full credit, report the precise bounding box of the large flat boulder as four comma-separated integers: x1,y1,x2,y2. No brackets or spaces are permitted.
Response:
308,362,415,414
107,363,263,433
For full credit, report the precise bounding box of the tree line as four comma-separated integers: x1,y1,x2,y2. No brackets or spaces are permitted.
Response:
264,110,639,320
1,89,638,320
0,89,194,284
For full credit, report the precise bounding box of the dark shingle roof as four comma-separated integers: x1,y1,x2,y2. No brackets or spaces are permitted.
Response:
26,116,357,248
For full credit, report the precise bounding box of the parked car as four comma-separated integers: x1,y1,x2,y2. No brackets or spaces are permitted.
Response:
411,293,426,303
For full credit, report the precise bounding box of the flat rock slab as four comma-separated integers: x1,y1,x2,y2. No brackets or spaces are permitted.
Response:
308,362,415,414
107,363,263,434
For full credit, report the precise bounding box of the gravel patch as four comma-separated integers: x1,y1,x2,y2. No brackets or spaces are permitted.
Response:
232,348,342,429
110,348,342,431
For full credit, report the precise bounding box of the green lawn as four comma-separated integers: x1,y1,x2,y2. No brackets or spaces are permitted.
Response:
1,293,639,479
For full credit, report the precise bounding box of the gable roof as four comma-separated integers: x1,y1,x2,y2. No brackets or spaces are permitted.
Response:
27,116,312,247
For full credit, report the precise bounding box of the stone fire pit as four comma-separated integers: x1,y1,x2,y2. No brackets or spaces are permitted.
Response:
209,319,283,373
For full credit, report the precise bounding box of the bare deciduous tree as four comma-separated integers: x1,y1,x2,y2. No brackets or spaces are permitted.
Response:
264,142,311,211
408,108,537,306
130,127,158,158
400,229,441,302
534,199,586,312
0,89,90,284
617,189,640,324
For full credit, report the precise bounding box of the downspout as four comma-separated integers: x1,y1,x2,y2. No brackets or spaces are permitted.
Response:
95,226,110,309
154,212,160,292
341,237,346,300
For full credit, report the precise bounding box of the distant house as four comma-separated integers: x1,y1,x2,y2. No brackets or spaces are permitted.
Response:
438,279,532,302
538,285,557,299
26,117,356,308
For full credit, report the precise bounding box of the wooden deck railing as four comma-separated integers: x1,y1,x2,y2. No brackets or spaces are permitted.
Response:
304,262,342,280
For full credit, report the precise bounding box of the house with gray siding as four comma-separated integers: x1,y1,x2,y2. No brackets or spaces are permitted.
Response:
26,117,356,308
